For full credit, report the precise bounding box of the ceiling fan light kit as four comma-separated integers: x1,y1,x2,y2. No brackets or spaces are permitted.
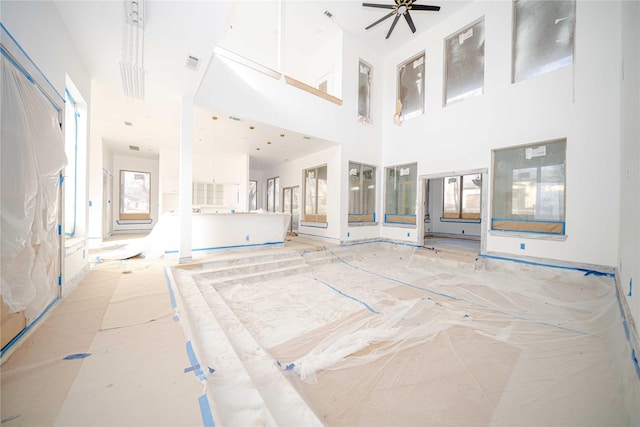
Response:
363,0,441,39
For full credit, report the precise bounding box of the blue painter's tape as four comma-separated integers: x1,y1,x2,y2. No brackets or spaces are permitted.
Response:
0,298,59,358
629,278,633,297
184,364,201,374
478,254,614,278
186,341,206,382
173,315,180,322
198,394,215,427
632,349,640,380
1,415,20,423
163,267,178,310
163,241,284,254
63,353,91,360
313,277,380,315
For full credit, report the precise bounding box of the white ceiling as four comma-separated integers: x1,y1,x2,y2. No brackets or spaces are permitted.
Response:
53,0,470,166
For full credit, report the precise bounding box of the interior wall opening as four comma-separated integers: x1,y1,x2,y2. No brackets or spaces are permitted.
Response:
420,169,487,254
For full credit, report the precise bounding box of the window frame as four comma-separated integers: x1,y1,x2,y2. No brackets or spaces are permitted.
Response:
442,174,482,220
119,169,151,221
267,176,280,212
248,180,258,211
512,0,576,83
384,163,417,225
348,161,376,224
396,52,425,122
491,139,567,235
303,164,328,223
358,59,372,123
443,17,485,106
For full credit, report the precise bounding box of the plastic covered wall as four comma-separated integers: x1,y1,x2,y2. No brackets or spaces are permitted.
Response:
1,55,67,320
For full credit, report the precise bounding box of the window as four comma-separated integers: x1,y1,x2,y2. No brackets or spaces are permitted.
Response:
442,174,482,219
348,162,376,223
444,18,485,105
397,53,425,122
267,176,280,212
512,0,576,83
358,60,372,122
64,89,78,236
304,165,327,222
248,180,257,211
119,170,151,220
385,163,417,225
492,139,566,234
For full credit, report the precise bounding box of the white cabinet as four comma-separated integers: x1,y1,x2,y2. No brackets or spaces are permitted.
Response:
192,182,239,208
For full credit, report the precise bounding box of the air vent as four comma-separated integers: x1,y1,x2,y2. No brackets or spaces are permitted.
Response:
129,145,140,151
303,136,312,140
185,55,200,71
124,121,133,126
324,10,333,18
228,116,241,121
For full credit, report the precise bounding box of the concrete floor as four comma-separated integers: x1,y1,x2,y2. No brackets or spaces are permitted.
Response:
1,235,639,426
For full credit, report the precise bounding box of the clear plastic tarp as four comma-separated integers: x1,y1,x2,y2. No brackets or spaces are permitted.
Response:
1,55,67,319
173,241,640,426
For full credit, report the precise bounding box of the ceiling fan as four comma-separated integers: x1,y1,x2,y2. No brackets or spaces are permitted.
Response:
363,0,440,39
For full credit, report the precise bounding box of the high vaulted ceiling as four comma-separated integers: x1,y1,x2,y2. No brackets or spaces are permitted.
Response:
52,0,470,166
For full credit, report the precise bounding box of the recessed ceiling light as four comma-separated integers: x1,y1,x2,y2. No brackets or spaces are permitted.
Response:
256,147,261,151
280,133,285,137
267,141,272,145
249,126,255,130
211,116,218,120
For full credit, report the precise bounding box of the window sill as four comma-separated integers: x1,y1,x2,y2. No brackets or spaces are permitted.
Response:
383,222,416,229
489,230,568,241
300,221,328,229
348,222,378,227
440,217,481,224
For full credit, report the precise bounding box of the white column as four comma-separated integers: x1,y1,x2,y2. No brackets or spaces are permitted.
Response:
179,96,193,263
238,154,250,212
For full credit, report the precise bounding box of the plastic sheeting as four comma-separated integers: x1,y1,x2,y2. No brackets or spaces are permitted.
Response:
176,241,640,426
1,55,67,318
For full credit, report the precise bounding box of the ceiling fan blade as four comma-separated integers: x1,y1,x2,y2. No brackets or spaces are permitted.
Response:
404,10,416,33
362,3,395,9
386,14,401,39
365,10,396,30
411,4,441,11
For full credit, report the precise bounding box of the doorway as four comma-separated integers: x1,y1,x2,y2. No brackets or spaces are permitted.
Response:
282,186,300,235
419,169,487,255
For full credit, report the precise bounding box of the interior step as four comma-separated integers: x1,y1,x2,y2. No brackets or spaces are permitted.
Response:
191,273,324,427
207,264,311,287
194,255,306,282
411,247,479,271
302,247,356,266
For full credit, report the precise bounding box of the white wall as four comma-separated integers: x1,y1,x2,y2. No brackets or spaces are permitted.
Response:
380,1,623,267
618,0,640,353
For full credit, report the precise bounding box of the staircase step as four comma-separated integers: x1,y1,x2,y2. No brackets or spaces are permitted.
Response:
213,264,311,286
194,255,306,281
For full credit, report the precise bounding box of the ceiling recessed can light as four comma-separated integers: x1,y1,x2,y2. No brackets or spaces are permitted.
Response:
249,126,255,130
256,147,261,150
280,133,285,137
267,141,272,145
211,116,218,120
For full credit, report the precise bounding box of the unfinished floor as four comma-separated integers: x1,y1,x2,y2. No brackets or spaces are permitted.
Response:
1,236,639,426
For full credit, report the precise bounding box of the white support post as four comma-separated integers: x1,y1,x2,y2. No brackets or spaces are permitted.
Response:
179,96,193,263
